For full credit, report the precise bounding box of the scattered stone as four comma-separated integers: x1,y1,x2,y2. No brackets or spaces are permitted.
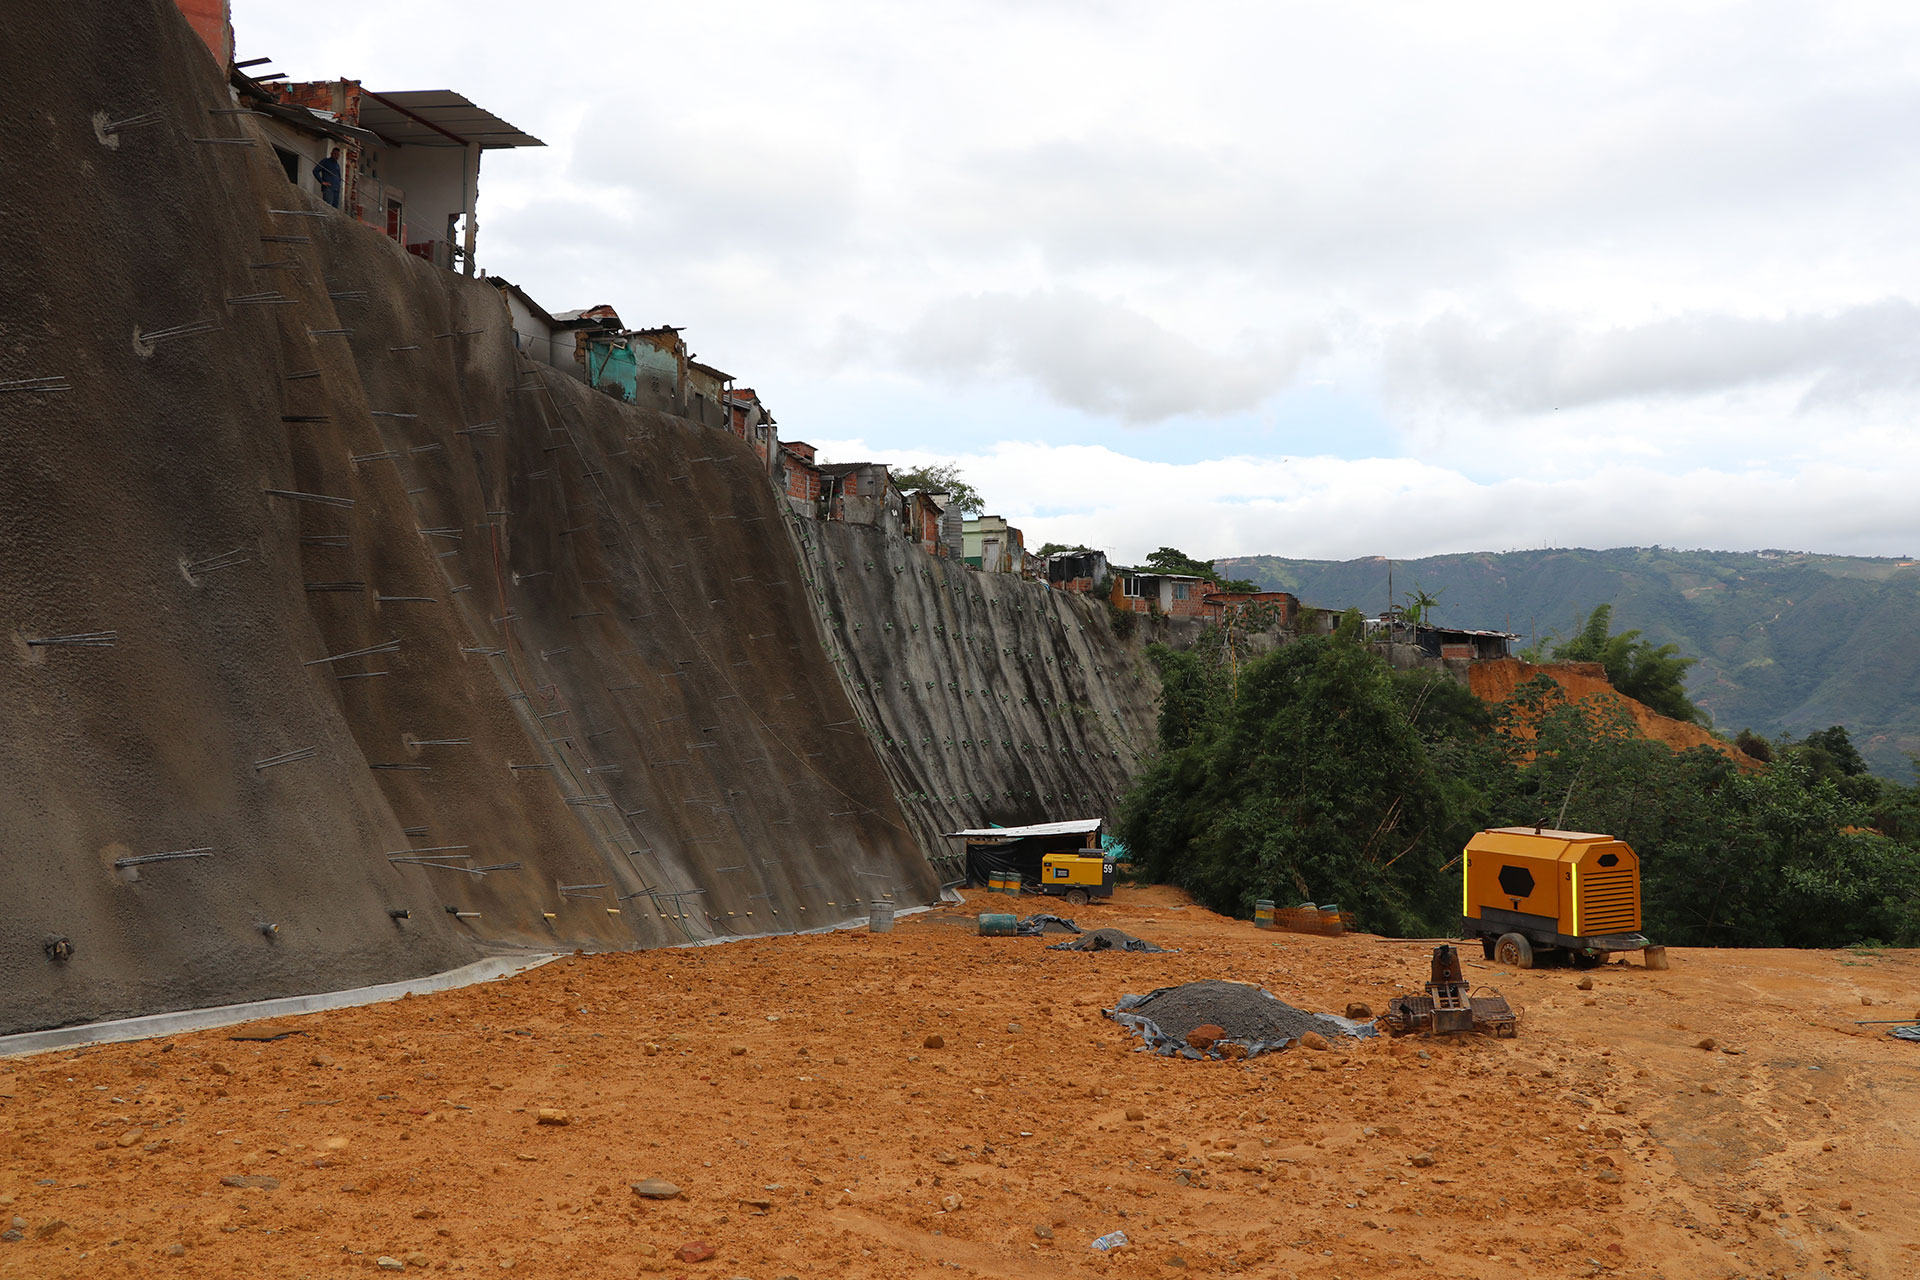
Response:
941,1193,963,1212
788,1095,807,1110
1409,1155,1435,1168
643,1043,660,1057
677,1240,715,1263
208,1061,233,1077
1125,1108,1146,1122
1034,1224,1054,1239
1823,1142,1836,1152
1597,1171,1623,1184
325,1137,350,1151
1345,1002,1373,1019
219,1175,280,1190
1860,996,1872,1006
8,1219,21,1230
832,1055,847,1065
310,1055,335,1069
1299,1031,1330,1051
165,1243,185,1257
0,1231,20,1244
739,1197,772,1212
405,1253,430,1267
1005,1023,1023,1034
729,1046,748,1057
376,1257,405,1271
535,1108,569,1126
934,1152,958,1166
1576,977,1594,991
630,1179,682,1200
1185,1024,1225,1051
1838,1200,1852,1211
923,1034,945,1049
116,1128,144,1148
1694,1037,1717,1051
35,1221,68,1240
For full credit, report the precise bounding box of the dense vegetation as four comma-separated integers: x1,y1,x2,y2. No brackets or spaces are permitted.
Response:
1216,546,1920,777
1117,620,1920,948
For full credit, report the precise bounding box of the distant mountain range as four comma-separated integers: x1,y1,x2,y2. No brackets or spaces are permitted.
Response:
1215,547,1920,779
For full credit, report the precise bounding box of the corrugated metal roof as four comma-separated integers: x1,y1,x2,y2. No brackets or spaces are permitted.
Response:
943,818,1103,839
360,90,544,149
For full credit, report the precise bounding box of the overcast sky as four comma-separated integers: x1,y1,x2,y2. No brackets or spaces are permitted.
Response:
237,0,1920,563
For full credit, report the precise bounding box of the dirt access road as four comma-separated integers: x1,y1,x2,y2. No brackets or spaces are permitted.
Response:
2,886,1916,1279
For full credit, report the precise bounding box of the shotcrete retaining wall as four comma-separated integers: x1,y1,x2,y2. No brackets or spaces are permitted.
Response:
0,3,933,1034
793,520,1161,869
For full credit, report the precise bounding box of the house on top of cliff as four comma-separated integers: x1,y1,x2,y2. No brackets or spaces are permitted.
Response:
963,516,1025,573
246,70,541,275
1203,590,1300,627
778,441,823,511
1044,549,1109,593
686,360,733,430
822,462,895,526
1112,571,1214,616
903,490,951,557
729,389,776,467
492,284,625,379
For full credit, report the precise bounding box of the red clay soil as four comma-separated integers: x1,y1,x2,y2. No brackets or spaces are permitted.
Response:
3,885,1915,1280
1468,660,1759,770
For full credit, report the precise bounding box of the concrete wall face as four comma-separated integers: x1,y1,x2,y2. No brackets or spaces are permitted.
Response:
0,2,937,1034
791,522,1160,870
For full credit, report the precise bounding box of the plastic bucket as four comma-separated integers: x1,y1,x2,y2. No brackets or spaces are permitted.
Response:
977,912,1017,937
1254,899,1275,929
869,902,896,933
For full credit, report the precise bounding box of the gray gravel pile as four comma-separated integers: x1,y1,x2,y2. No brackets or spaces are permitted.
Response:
1047,928,1167,953
1108,979,1374,1059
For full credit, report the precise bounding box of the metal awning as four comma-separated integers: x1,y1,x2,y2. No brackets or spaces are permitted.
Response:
360,90,544,149
943,818,1103,840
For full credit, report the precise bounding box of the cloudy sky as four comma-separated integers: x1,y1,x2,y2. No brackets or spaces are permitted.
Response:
237,1,1920,563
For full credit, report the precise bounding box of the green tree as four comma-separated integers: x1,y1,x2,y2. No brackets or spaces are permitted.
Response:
1117,638,1462,934
890,463,984,514
1550,604,1703,724
1037,542,1092,556
1143,546,1215,578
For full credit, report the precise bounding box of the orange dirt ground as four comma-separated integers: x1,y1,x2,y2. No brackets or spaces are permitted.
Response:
2,886,1916,1280
1466,660,1756,769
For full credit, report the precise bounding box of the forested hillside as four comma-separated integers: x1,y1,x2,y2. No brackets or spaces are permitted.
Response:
1216,547,1920,778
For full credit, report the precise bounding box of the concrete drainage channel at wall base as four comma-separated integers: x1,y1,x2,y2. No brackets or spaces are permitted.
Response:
0,902,946,1057
0,952,563,1059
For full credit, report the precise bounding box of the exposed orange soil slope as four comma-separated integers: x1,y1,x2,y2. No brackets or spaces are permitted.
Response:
3,886,1915,1280
1469,660,1757,769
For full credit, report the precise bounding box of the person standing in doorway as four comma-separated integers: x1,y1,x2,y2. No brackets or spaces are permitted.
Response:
313,147,342,208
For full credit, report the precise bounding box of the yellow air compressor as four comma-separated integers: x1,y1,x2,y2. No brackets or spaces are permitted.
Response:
1461,828,1649,969
1037,848,1115,908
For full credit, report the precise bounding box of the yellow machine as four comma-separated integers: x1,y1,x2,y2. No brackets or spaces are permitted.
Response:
1461,827,1648,969
1037,849,1115,908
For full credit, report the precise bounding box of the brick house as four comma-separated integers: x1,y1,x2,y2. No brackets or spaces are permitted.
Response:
1111,572,1215,617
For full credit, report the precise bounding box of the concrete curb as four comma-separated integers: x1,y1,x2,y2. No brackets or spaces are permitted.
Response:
0,901,943,1059
0,952,562,1059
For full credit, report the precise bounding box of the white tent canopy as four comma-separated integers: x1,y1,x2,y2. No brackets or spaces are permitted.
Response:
943,818,1103,840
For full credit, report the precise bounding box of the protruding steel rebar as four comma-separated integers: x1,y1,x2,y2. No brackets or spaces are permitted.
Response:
186,548,250,575
114,847,213,868
265,488,356,508
304,638,400,666
254,746,318,770
25,631,116,648
0,376,72,394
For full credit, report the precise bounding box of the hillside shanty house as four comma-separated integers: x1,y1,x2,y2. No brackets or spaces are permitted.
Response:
903,490,950,556
729,389,776,466
1044,549,1109,593
778,441,823,509
1111,572,1215,616
962,516,1025,573
259,78,542,275
1203,590,1299,626
1414,625,1516,662
823,462,894,525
